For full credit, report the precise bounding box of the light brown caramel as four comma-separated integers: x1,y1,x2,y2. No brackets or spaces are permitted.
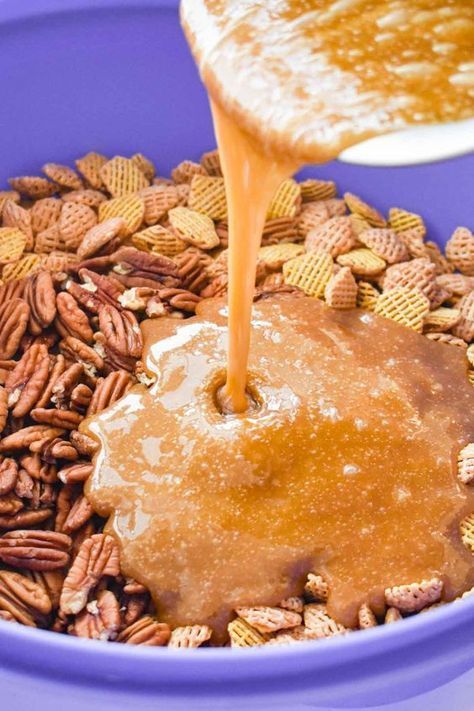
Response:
85,296,474,636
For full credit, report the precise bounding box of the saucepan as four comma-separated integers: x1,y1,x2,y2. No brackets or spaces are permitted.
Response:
0,1,473,709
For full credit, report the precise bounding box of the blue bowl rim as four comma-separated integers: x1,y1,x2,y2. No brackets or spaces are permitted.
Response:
0,0,472,684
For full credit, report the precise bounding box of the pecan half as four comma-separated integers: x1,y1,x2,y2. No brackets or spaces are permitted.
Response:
71,590,121,641
0,530,71,571
30,408,83,430
61,495,93,534
122,592,149,626
117,615,171,646
0,425,66,453
58,462,93,485
51,363,84,408
0,570,52,626
87,370,134,416
35,354,67,409
69,430,98,458
60,534,120,614
26,570,64,610
0,458,19,495
5,343,51,417
0,278,26,307
55,292,94,343
59,337,104,376
70,384,93,411
0,508,53,530
78,268,124,307
66,280,103,314
25,271,57,334
157,287,201,313
98,305,142,359
44,438,78,462
0,492,23,516
77,218,126,260
112,247,180,288
0,299,30,359
0,386,7,433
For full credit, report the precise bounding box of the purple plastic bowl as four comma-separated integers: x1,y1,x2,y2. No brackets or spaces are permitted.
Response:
0,1,473,709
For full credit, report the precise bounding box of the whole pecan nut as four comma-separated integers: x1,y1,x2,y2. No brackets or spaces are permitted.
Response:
0,299,30,359
0,530,71,571
60,534,120,615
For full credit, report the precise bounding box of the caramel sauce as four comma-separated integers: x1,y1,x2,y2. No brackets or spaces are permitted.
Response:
84,0,474,637
85,297,474,635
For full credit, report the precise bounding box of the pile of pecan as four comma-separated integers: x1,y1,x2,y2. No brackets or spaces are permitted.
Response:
0,151,236,647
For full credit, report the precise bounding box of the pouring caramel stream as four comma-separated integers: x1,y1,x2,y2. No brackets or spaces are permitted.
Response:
84,0,474,637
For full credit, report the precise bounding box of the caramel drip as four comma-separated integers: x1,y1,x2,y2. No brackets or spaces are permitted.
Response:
210,101,298,411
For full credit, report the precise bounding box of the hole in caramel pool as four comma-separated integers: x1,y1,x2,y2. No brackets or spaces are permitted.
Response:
215,380,261,416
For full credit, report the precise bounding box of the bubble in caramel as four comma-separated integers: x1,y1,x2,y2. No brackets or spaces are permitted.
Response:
85,296,474,637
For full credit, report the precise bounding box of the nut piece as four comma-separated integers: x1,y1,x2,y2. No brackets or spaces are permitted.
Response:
0,530,71,571
384,578,443,613
60,534,120,614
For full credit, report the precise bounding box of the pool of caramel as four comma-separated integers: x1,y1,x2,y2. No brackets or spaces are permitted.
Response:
85,297,474,636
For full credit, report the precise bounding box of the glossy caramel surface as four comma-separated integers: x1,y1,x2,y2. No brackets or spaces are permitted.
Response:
182,0,474,161
85,297,474,635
